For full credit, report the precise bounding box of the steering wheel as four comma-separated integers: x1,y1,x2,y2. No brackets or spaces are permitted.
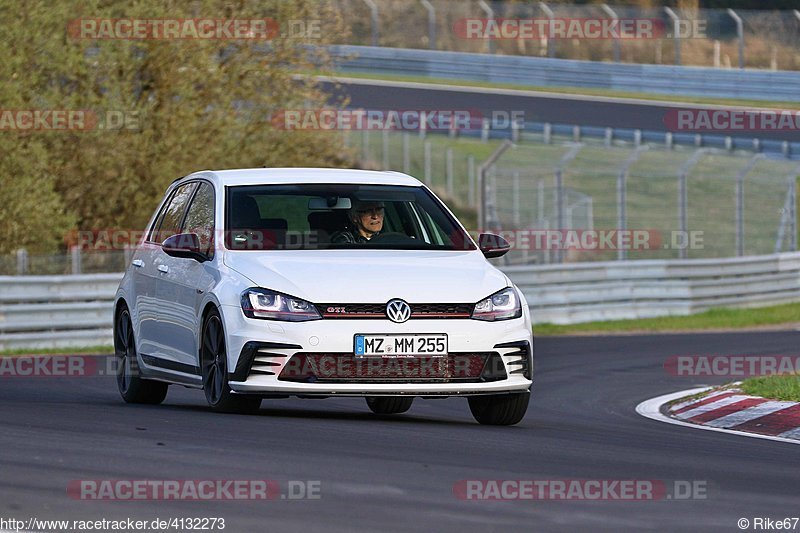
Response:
368,232,416,244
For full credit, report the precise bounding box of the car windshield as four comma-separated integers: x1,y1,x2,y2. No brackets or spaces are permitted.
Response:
225,184,475,251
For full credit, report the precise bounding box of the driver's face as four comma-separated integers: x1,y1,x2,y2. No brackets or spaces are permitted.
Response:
356,206,384,238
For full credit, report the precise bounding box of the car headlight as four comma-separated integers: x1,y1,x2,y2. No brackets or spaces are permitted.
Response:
472,287,522,321
241,288,321,321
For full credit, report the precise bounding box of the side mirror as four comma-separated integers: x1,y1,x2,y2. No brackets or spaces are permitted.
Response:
162,233,207,262
478,233,511,258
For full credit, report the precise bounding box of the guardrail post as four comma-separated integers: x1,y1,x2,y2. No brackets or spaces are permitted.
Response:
419,111,426,139
604,128,613,147
420,0,436,50
727,9,745,70
634,129,642,147
71,245,82,275
573,125,581,142
782,141,791,159
664,7,681,66
735,155,764,257
362,0,379,46
543,122,552,144
478,0,495,54
16,248,28,275
601,4,621,63
791,177,798,252
665,132,673,150
511,120,520,143
753,138,761,152
402,133,410,173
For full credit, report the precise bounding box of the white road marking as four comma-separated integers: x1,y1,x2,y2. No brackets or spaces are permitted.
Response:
669,388,739,413
703,401,797,428
778,427,800,440
636,388,800,446
673,395,755,420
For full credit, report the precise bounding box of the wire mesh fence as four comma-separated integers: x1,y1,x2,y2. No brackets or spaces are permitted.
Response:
324,0,800,70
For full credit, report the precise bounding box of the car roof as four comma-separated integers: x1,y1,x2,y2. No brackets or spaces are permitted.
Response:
180,168,423,188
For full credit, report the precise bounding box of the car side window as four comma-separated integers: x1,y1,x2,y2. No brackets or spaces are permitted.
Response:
154,183,197,243
182,182,215,257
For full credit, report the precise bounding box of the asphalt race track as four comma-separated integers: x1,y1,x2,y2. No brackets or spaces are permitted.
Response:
322,78,800,143
1,331,799,532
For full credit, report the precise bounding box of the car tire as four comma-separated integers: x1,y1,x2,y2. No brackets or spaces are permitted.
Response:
468,391,530,426
201,309,261,414
365,396,414,415
114,307,168,405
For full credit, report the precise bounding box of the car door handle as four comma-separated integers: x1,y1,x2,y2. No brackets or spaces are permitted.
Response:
132,259,144,268
157,264,169,273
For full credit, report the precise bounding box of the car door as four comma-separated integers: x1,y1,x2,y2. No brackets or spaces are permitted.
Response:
154,181,217,372
131,189,177,357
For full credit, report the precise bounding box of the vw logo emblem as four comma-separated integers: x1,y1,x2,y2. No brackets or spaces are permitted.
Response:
386,299,411,323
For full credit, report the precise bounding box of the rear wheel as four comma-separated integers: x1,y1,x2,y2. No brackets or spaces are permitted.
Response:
366,396,414,415
468,392,530,426
114,307,168,404
201,310,261,414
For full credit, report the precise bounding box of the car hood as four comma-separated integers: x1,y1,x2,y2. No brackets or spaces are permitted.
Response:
223,249,509,303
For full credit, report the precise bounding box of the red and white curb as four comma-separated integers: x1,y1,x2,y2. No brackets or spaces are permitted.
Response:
636,387,800,445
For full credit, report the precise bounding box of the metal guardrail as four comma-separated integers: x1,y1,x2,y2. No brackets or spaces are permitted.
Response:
2,252,799,349
329,45,800,102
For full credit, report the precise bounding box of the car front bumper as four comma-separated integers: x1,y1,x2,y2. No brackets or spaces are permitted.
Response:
220,304,533,396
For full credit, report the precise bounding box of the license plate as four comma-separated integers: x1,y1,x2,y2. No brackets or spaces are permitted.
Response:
354,334,448,357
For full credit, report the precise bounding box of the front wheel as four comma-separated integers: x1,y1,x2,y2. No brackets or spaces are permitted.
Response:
114,307,168,404
468,392,530,426
366,396,414,415
201,310,261,414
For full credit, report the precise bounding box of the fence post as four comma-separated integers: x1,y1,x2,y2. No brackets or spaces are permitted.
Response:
478,0,495,54
735,154,764,257
677,149,708,259
664,7,681,66
424,140,432,185
382,129,389,169
727,9,745,69
420,0,436,50
16,248,28,275
616,147,648,260
363,0,379,46
553,144,584,263
123,244,133,267
446,148,454,197
601,4,621,63
71,245,82,275
539,2,555,58
467,155,476,207
513,172,521,229
477,140,513,232
403,133,410,174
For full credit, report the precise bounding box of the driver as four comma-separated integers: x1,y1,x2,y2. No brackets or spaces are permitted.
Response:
331,199,385,243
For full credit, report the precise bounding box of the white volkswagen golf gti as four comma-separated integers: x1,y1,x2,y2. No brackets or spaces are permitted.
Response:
114,168,533,425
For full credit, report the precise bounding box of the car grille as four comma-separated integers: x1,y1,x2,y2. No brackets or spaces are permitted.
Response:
315,303,473,319
277,352,507,383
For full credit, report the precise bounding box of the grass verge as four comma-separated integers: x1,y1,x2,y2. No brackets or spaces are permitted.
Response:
534,302,800,336
741,374,800,402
